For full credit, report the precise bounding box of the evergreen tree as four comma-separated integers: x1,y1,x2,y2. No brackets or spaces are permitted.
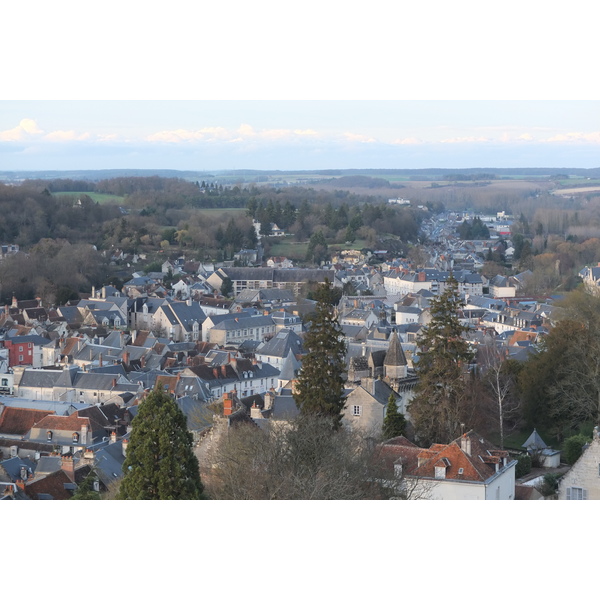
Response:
71,469,101,500
293,281,347,429
408,276,474,445
220,277,233,297
117,384,204,500
382,394,406,440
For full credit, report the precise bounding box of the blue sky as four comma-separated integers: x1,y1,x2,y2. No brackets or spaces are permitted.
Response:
1,100,598,170
2,2,598,172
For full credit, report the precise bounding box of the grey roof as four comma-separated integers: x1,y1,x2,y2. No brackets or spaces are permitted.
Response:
271,390,300,420
0,456,36,481
212,315,275,331
0,396,89,414
256,329,304,358
279,351,301,381
522,429,548,451
17,369,64,389
6,334,53,346
94,439,127,486
383,331,407,367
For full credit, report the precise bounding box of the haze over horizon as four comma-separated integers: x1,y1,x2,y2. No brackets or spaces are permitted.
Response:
1,101,598,173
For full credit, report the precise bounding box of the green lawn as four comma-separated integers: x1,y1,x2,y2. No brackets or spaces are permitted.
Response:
54,191,125,204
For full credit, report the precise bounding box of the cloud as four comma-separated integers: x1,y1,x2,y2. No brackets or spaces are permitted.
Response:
146,127,230,143
543,131,600,143
343,132,376,143
391,137,423,145
43,130,91,142
0,118,44,141
147,124,321,144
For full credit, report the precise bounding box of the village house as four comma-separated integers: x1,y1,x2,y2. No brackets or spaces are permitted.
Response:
558,426,600,500
380,431,517,500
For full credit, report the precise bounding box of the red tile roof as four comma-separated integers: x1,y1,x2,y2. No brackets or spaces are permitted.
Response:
0,407,55,435
32,414,91,433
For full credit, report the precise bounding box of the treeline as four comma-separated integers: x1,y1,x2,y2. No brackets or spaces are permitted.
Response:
0,183,121,247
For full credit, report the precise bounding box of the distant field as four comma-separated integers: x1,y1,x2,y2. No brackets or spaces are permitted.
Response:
268,240,309,259
552,186,600,196
54,191,125,204
269,238,368,260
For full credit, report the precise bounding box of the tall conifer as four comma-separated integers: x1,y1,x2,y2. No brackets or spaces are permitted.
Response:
293,282,347,428
117,384,204,500
408,276,474,445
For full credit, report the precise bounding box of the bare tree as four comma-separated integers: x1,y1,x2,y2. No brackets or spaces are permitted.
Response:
478,342,521,449
204,415,407,500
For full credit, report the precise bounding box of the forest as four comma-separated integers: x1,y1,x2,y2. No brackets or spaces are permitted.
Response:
0,176,423,304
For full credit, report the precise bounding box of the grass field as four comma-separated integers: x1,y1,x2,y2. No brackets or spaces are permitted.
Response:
54,191,125,204
268,238,368,260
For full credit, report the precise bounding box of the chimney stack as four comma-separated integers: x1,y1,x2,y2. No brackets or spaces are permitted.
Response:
460,433,471,456
122,438,128,457
109,431,117,444
61,456,75,482
223,393,234,416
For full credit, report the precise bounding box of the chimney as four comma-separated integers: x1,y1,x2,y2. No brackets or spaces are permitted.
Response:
61,456,75,482
223,393,234,416
460,433,471,456
20,466,28,480
109,431,117,444
81,424,88,445
417,271,426,282
264,391,274,410
15,479,26,492
122,351,130,366
122,438,128,457
221,364,227,377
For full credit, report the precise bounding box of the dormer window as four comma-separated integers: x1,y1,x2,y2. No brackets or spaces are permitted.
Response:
72,432,79,443
47,431,53,441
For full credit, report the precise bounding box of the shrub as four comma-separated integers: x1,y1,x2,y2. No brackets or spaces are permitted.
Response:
563,434,590,464
516,454,532,478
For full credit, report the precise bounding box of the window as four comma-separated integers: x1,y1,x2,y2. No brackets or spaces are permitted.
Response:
18,355,23,362
72,432,79,443
47,431,53,441
353,405,362,416
566,487,587,500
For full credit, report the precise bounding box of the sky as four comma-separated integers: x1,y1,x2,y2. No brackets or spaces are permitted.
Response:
2,0,599,173
1,100,598,171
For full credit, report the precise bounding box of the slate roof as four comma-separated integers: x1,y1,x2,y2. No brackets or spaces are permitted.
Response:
256,329,304,359
0,456,36,481
522,428,548,451
383,331,407,367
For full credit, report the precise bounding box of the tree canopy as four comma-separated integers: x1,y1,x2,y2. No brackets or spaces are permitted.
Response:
117,384,204,499
293,281,347,428
408,276,474,445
